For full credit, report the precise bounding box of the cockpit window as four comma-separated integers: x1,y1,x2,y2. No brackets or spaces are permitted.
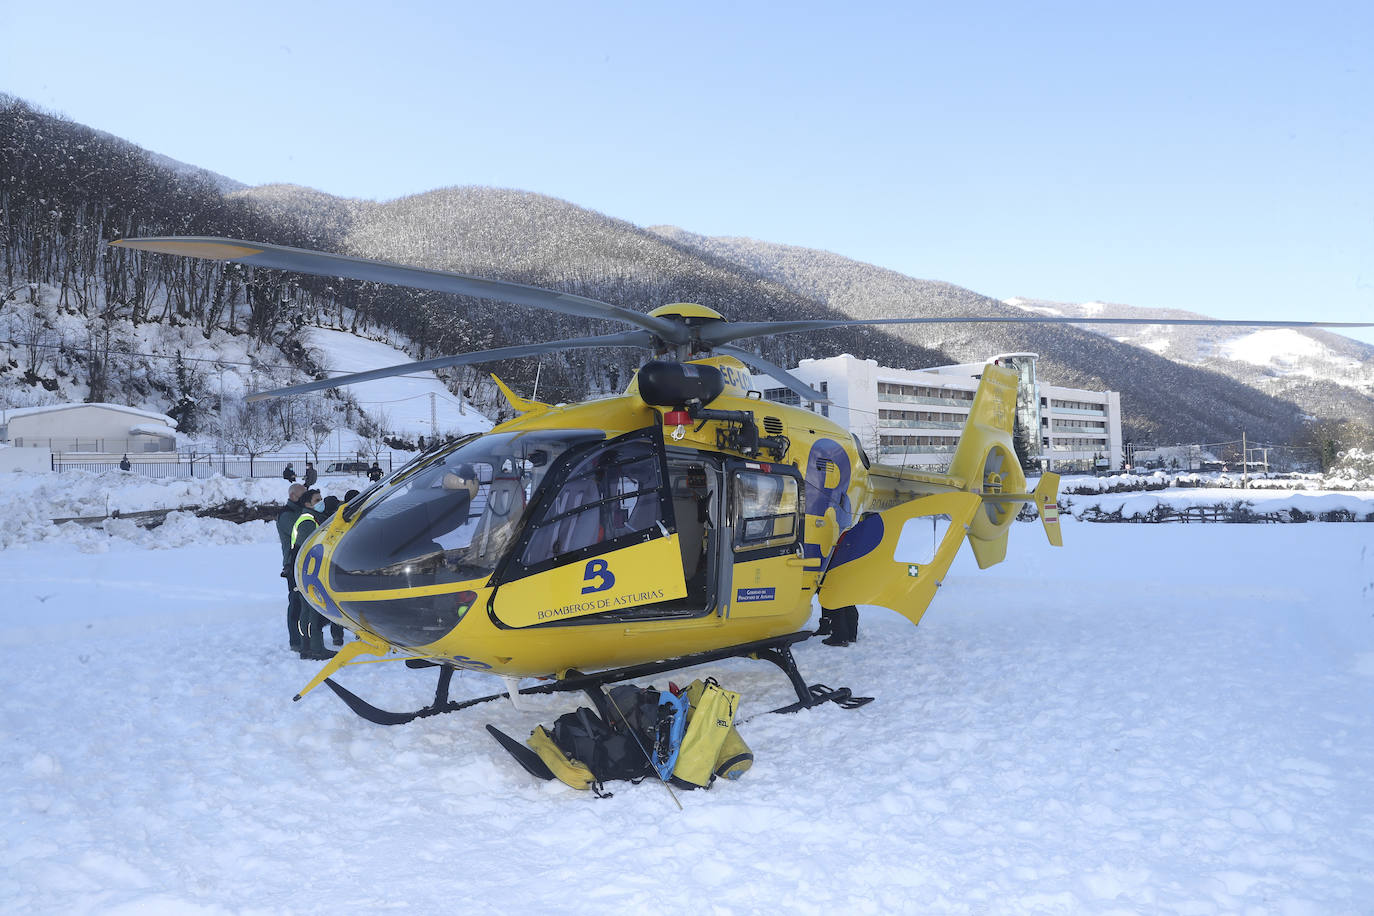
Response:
329,429,603,591
520,438,667,567
732,469,800,550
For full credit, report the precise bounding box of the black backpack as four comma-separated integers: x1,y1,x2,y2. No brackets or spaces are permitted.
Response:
549,685,681,784
550,706,651,785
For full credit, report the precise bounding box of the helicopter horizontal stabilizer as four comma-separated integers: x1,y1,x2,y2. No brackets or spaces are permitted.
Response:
969,472,1062,547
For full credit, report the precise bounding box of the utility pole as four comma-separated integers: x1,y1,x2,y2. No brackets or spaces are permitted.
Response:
1241,430,1248,489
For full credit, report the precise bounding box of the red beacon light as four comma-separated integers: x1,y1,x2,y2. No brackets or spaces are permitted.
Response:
664,409,691,441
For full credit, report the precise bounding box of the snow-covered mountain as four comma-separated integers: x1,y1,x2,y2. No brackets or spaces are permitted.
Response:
648,228,1337,445
1005,297,1374,427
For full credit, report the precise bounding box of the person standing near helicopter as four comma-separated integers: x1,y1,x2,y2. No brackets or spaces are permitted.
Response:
290,488,336,660
276,483,310,652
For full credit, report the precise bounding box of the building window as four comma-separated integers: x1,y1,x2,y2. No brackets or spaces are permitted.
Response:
762,387,800,406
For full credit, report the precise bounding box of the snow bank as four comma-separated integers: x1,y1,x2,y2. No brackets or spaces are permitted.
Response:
1062,486,1374,521
0,470,333,550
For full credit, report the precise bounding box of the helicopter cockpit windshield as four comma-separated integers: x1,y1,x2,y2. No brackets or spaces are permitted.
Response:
329,430,605,591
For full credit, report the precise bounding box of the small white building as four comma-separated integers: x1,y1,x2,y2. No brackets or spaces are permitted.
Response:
0,403,178,455
751,353,1123,473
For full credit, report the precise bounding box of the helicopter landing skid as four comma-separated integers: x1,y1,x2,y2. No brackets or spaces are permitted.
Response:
320,630,872,727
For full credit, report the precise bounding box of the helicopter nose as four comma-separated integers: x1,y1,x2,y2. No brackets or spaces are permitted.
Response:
330,589,479,650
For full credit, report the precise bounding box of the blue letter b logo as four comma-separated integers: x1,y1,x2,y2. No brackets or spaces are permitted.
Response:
581,558,615,594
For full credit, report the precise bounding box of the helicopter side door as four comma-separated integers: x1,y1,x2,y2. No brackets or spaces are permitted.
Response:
817,491,981,626
723,462,807,619
490,428,689,628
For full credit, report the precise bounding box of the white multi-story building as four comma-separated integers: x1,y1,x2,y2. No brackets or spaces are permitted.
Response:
751,353,1123,473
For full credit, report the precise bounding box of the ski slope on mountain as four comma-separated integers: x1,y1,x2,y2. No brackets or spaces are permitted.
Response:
3,479,1374,913
304,328,492,439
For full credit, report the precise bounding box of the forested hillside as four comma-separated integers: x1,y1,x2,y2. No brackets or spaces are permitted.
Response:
0,95,948,429
3,93,1366,453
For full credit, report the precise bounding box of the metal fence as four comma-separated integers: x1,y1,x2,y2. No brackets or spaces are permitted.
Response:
51,452,398,479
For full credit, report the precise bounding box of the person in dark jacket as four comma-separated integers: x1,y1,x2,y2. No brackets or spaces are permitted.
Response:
119,454,131,471
283,462,297,483
276,483,309,651
290,489,337,660
304,461,317,487
367,461,383,482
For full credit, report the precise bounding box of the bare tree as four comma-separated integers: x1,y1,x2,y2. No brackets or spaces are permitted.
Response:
298,396,335,462
16,302,53,379
356,407,391,464
219,398,286,476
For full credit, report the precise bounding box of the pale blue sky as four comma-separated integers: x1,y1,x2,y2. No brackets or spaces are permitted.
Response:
3,1,1371,342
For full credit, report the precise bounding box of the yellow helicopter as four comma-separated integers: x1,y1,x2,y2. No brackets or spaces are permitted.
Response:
111,236,1374,723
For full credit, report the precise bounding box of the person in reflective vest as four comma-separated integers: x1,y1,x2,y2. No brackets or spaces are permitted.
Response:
290,489,337,661
276,483,309,652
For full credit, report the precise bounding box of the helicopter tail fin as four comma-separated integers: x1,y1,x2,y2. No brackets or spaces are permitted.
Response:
492,374,551,416
1033,472,1063,546
945,363,1024,498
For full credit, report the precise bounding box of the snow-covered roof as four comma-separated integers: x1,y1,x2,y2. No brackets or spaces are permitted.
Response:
1,402,177,428
129,423,177,438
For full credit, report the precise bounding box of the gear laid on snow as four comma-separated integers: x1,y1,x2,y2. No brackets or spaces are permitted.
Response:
487,680,751,796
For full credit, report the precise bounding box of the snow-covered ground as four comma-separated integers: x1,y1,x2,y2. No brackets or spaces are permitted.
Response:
4,476,1374,912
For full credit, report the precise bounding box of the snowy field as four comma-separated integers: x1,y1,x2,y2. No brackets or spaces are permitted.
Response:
4,492,1374,911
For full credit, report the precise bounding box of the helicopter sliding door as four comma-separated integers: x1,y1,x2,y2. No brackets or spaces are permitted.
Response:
724,461,807,620
491,428,688,628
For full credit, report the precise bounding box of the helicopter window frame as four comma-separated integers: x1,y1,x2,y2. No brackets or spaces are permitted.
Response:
327,429,605,594
340,433,480,524
729,463,803,561
500,427,678,581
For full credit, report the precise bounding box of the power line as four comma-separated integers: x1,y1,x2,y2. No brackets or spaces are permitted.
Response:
0,336,449,384
356,391,466,407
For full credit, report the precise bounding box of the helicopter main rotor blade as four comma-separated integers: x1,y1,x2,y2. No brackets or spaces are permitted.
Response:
699,315,1374,347
714,345,830,404
246,330,654,401
110,236,687,343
